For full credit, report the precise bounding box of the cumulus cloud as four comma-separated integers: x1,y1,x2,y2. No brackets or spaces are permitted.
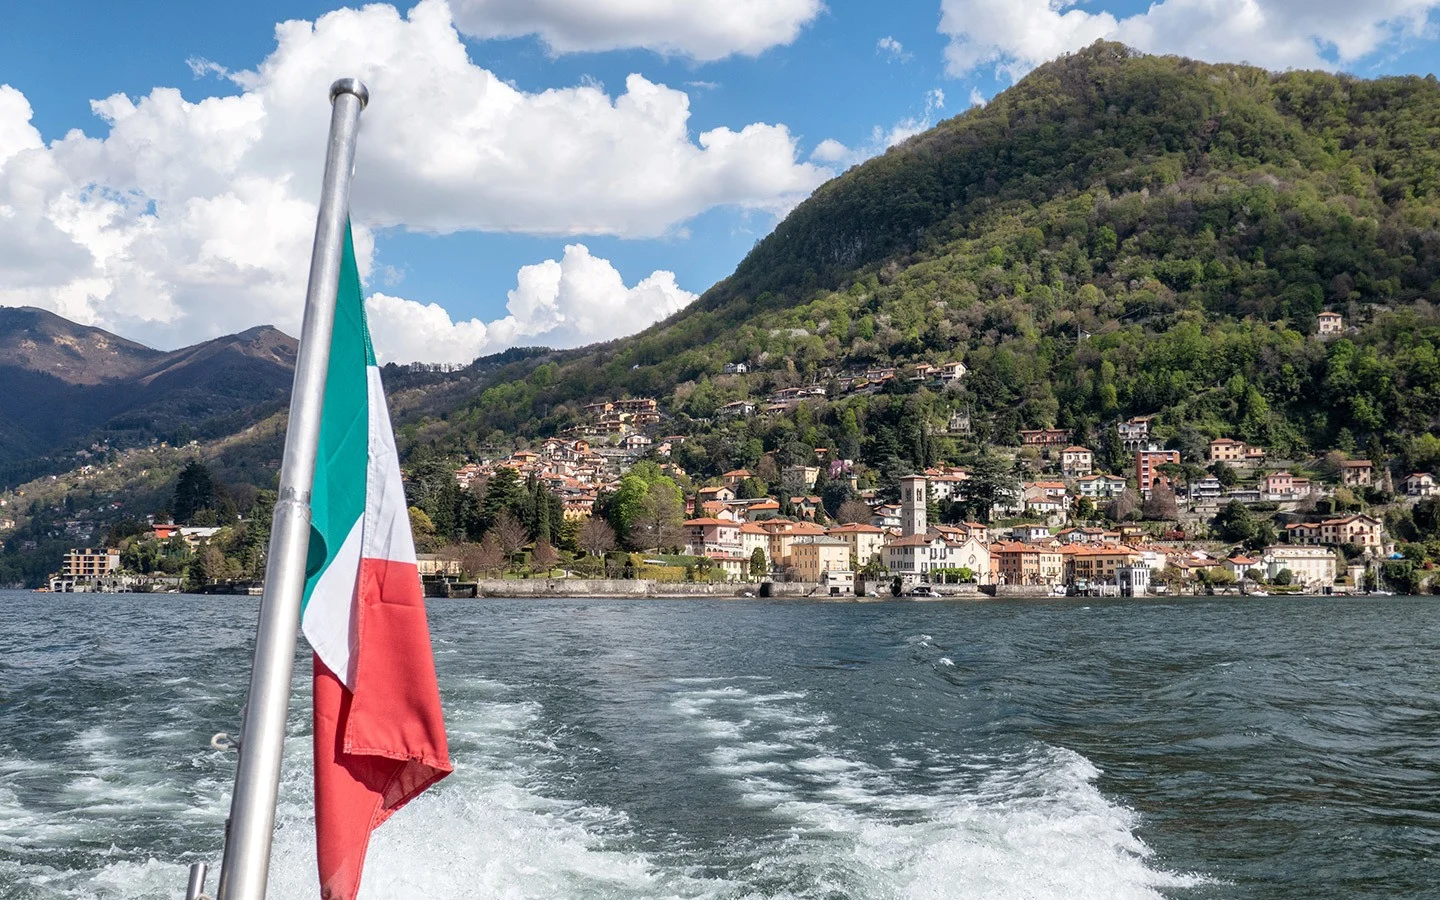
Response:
365,244,697,364
447,0,823,60
940,0,1440,80
0,0,826,349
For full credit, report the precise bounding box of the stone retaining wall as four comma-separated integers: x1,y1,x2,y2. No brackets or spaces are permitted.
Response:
461,579,825,599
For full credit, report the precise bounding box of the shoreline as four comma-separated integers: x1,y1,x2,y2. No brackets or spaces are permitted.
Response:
427,578,1377,601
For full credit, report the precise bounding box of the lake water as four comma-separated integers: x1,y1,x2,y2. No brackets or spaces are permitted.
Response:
0,592,1437,899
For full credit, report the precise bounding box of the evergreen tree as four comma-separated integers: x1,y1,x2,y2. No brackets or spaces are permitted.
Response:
172,460,220,525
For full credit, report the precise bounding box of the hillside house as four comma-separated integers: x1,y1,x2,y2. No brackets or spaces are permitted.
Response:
1209,438,1266,466
1019,428,1071,450
1403,473,1438,497
743,499,781,520
1190,477,1223,502
1340,460,1373,487
1076,474,1128,499
870,504,902,530
1319,515,1383,550
1317,311,1344,336
1117,415,1157,450
1061,446,1094,477
788,496,823,519
937,361,968,383
1010,523,1053,543
1263,471,1311,497
1056,526,1109,544
697,485,737,504
926,469,969,501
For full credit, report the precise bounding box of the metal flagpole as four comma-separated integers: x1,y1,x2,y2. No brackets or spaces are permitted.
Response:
214,77,369,900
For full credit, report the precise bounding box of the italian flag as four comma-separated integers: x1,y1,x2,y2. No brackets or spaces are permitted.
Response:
302,223,452,900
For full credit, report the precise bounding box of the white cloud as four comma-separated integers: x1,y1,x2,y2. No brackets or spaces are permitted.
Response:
877,35,911,61
447,0,823,60
365,244,697,364
0,0,826,349
940,0,1440,80
812,88,948,167
969,87,987,107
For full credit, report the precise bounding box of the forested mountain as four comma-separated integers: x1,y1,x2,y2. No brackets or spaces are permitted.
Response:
0,310,296,485
395,42,1440,478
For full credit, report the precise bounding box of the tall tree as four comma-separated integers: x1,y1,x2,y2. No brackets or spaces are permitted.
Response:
1143,484,1180,521
955,453,1019,524
637,480,685,551
491,511,529,573
836,498,872,525
530,539,558,575
479,467,527,533
579,517,616,558
173,460,220,525
749,547,767,579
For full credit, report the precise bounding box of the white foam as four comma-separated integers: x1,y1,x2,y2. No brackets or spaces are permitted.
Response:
5,672,1210,900
669,680,1210,899
263,683,742,900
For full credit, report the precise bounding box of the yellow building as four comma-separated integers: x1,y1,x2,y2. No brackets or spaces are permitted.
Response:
826,523,886,568
1062,544,1142,584
789,536,851,582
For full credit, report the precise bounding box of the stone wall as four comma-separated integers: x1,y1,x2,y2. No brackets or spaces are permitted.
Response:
461,579,826,599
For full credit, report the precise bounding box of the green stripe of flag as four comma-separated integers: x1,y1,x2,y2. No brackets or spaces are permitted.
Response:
303,223,372,614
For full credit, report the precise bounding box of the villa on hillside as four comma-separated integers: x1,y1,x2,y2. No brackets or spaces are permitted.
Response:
1341,460,1374,488
1019,428,1071,450
1403,473,1438,497
1117,415,1157,450
1061,446,1093,477
1209,438,1265,466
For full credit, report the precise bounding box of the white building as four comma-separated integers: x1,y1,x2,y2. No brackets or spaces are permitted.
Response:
884,533,989,584
1076,474,1128,499
1060,446,1094,477
1403,473,1439,498
1262,546,1337,589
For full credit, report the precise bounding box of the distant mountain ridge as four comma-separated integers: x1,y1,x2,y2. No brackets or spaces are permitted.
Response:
0,307,163,384
0,307,297,484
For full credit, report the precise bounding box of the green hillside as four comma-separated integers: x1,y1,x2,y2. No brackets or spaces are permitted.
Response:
399,42,1440,476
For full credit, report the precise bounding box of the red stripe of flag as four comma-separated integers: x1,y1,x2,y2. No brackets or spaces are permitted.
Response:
312,557,452,899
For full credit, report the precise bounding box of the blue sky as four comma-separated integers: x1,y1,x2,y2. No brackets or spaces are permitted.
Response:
1,0,1438,362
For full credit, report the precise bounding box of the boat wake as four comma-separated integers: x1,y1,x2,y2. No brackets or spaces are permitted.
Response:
3,673,1205,899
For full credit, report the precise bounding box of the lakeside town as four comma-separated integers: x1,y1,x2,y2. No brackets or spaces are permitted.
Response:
23,311,1434,599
